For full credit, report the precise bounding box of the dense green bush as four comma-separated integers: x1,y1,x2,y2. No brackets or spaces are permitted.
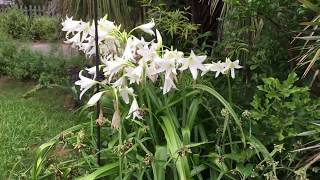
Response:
0,8,30,39
0,31,16,74
0,37,86,85
0,8,59,41
30,16,59,41
217,0,301,83
250,73,320,144
9,49,43,80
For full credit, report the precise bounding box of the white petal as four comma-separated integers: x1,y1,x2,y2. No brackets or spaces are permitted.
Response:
156,29,162,49
79,86,91,100
190,67,198,80
163,76,176,94
87,91,105,107
126,98,140,119
119,87,134,104
137,19,155,36
215,71,221,78
121,91,130,104
231,69,235,79
112,76,127,88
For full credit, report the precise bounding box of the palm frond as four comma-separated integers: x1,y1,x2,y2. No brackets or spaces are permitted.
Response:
50,0,143,28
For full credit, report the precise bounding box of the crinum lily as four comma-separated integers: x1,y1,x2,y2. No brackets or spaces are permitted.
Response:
223,58,242,79
134,19,155,36
127,98,143,120
75,70,97,99
180,50,207,80
64,15,243,126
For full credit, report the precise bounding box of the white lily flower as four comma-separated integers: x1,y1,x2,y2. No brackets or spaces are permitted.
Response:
100,36,119,56
137,43,157,63
162,74,177,94
85,65,104,78
87,18,117,43
75,71,97,99
136,19,155,36
164,49,184,64
155,29,163,50
215,61,226,78
65,32,81,47
223,58,242,79
61,16,82,34
155,50,181,77
105,57,128,82
180,50,207,80
125,66,143,85
122,42,136,61
201,61,226,78
126,98,143,120
79,22,91,42
112,76,127,88
146,62,159,82
119,87,135,104
85,66,96,75
123,36,148,62
78,37,96,56
87,91,105,107
106,57,127,74
98,18,116,34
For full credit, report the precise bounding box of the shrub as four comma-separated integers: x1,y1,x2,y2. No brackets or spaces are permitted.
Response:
0,8,30,39
0,31,17,74
0,8,60,41
0,34,86,85
30,16,59,41
10,49,43,80
143,3,199,50
250,73,320,144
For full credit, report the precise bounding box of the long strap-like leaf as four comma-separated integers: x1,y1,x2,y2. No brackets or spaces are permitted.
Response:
195,84,246,145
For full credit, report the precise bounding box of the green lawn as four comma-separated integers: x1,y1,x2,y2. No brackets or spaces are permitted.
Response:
0,78,80,179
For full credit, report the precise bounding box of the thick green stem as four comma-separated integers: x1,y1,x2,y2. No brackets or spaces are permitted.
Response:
119,122,123,179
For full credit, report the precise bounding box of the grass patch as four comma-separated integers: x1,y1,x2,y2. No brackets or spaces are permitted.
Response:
0,78,81,179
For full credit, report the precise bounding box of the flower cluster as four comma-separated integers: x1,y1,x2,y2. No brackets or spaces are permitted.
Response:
61,16,242,126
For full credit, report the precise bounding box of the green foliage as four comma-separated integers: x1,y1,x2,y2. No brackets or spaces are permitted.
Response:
0,8,60,41
30,81,250,179
144,4,199,50
147,6,198,49
218,0,301,82
30,16,59,41
293,0,320,77
0,8,30,39
1,1,317,179
9,49,44,80
0,40,86,85
0,81,80,179
0,31,17,74
250,73,320,143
